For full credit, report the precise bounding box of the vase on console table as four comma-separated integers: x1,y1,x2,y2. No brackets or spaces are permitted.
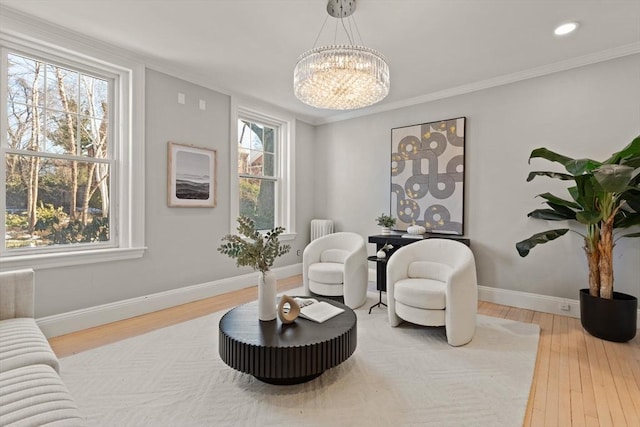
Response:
258,271,277,321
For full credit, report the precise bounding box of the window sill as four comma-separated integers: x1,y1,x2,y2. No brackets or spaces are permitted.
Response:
280,233,297,242
0,247,147,271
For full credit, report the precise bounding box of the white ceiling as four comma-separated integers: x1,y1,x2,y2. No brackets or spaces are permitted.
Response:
1,0,639,124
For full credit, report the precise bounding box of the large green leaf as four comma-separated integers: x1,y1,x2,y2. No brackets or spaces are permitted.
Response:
529,148,573,165
526,171,574,182
621,188,640,212
573,175,600,209
528,209,575,221
605,135,640,164
618,231,640,238
537,192,581,209
614,207,640,228
516,229,570,257
564,158,602,175
593,164,634,193
576,210,602,225
547,202,578,218
621,157,640,168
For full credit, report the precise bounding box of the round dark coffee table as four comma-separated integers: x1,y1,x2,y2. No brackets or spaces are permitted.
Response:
218,297,357,385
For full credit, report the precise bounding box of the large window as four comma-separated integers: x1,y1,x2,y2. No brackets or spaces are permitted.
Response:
238,118,277,230
1,25,145,269
4,53,112,251
233,105,295,238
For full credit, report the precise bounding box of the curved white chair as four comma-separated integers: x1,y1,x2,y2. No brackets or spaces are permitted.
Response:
303,232,368,309
386,239,477,346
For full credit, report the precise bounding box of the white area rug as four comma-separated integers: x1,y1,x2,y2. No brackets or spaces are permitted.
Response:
59,291,540,427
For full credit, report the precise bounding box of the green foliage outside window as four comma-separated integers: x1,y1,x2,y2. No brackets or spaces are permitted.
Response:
4,52,111,250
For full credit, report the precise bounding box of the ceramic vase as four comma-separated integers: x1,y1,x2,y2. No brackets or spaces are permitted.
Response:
407,224,426,235
258,270,277,321
381,226,391,235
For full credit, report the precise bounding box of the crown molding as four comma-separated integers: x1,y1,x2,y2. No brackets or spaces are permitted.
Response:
316,42,640,126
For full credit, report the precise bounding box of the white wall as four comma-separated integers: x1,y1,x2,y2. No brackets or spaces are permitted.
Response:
314,54,640,300
4,10,637,320
33,69,315,318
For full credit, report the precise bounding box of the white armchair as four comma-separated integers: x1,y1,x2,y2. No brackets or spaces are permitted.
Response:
386,239,478,346
303,232,368,309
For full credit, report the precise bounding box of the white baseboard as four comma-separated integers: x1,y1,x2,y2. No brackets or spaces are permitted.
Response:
37,263,302,338
37,268,638,338
478,285,640,326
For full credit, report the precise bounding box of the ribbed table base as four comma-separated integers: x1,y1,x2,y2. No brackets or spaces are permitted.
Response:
219,299,357,385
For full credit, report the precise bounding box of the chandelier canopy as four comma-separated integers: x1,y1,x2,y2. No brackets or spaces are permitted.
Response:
293,0,390,110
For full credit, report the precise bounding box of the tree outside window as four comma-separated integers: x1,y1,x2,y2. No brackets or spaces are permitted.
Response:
4,52,111,250
237,119,277,231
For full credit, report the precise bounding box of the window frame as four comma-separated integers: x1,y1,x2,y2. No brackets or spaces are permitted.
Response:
230,99,296,240
0,23,146,270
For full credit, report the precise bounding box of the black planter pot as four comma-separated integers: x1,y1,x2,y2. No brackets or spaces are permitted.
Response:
580,289,638,342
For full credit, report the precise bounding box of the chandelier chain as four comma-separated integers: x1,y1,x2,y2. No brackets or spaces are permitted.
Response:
339,15,354,45
312,14,330,49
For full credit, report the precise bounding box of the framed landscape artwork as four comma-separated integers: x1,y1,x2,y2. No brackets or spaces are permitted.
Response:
167,142,217,207
391,117,466,235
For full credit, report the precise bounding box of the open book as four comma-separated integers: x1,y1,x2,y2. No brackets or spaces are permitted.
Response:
294,298,345,323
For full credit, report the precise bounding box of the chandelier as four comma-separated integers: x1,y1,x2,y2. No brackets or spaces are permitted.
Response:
293,0,390,110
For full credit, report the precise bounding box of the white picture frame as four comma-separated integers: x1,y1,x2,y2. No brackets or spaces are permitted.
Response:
167,142,217,208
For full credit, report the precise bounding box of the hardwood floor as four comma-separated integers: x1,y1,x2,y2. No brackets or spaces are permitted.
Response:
49,275,640,427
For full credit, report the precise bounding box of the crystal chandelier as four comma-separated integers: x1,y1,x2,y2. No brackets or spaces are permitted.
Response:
293,0,390,110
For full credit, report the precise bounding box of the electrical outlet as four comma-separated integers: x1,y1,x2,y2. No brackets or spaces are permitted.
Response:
560,301,570,311
296,249,301,256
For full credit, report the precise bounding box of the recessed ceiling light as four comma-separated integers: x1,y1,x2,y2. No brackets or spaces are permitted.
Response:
554,22,579,36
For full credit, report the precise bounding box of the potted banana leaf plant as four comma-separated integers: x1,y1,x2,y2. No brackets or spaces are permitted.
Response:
516,136,640,342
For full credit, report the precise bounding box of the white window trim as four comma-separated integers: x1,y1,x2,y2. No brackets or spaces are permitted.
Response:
0,11,146,270
230,97,296,241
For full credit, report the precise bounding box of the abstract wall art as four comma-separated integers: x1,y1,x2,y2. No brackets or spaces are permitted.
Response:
167,142,217,207
391,117,465,235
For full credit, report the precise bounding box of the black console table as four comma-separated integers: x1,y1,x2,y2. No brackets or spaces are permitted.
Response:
367,234,471,312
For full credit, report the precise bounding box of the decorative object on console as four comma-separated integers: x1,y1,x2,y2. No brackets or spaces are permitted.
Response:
376,243,393,259
167,142,216,208
293,0,390,110
391,117,466,235
516,135,640,342
376,213,396,235
277,295,301,324
218,216,291,321
407,223,426,235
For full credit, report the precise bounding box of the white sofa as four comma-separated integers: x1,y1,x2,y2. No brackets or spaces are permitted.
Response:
0,269,85,426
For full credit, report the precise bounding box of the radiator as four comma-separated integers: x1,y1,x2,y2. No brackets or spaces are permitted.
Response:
310,219,334,241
